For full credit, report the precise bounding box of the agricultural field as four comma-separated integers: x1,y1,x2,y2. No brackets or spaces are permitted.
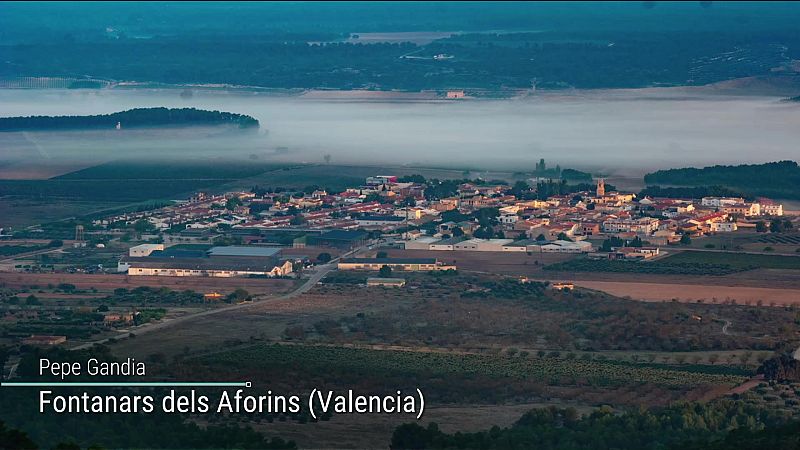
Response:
757,234,800,246
543,258,746,276
306,272,798,353
193,343,747,389
0,198,123,228
0,272,296,296
662,251,800,271
0,160,298,214
739,380,800,418
571,280,800,306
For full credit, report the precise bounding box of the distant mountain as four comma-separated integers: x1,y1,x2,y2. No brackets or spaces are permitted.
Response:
0,107,259,131
786,95,800,102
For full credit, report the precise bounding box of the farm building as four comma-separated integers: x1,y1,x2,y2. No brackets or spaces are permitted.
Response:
338,257,456,272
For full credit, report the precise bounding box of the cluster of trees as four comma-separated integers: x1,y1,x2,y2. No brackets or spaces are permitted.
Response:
758,219,794,233
638,185,747,200
643,161,800,200
599,236,644,251
757,353,800,381
534,180,613,200
0,108,259,131
390,401,797,450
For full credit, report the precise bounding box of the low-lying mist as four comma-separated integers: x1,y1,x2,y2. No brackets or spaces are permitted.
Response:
1,88,799,179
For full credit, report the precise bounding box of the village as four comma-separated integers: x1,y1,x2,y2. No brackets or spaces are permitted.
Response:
88,172,793,278
1,169,796,347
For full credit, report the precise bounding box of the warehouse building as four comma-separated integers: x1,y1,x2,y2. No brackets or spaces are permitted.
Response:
338,257,456,272
120,245,293,277
307,230,369,249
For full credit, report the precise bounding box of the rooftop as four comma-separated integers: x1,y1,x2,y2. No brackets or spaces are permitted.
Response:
126,256,284,271
341,257,439,264
207,246,281,258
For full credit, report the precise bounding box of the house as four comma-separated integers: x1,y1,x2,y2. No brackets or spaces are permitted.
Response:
609,246,660,259
602,217,659,234
759,198,784,216
446,90,465,99
498,213,519,224
721,203,761,217
710,221,738,232
578,222,601,236
103,312,134,325
701,197,745,208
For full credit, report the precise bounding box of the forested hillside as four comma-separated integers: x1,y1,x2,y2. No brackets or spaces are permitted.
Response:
0,108,259,131
643,161,800,199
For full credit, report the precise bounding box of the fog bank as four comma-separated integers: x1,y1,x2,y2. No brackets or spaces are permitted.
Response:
1,88,798,178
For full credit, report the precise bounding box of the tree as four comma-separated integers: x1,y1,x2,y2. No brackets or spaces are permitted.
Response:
323,153,332,164
58,283,76,293
510,181,530,197
48,239,63,247
556,232,572,242
535,234,547,242
225,197,242,211
133,219,155,235
317,252,332,263
680,233,692,245
364,193,383,203
227,288,250,303
376,251,388,259
770,220,783,233
473,226,495,239
379,265,392,277
401,196,417,207
25,295,40,306
755,221,768,232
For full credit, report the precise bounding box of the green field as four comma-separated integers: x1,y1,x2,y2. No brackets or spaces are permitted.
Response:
197,344,746,388
543,258,746,276
663,251,800,270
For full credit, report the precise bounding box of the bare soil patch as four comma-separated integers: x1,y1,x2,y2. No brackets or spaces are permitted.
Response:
573,280,800,306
